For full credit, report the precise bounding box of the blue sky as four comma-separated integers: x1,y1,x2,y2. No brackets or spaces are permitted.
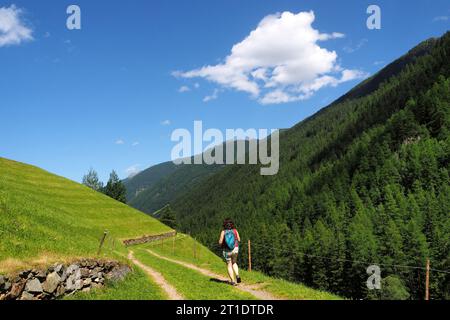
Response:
0,0,449,182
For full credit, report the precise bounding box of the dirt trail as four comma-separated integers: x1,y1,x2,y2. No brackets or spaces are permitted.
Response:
128,251,184,300
146,249,281,300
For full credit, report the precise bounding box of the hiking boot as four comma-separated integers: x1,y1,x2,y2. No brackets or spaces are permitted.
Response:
236,276,241,283
230,281,238,286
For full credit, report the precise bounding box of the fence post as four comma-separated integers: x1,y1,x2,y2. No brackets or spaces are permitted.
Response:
172,235,176,255
425,258,430,300
193,239,197,259
97,230,108,256
248,239,252,272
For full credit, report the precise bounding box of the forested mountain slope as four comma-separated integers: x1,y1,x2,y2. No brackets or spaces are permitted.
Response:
125,141,253,215
172,32,450,300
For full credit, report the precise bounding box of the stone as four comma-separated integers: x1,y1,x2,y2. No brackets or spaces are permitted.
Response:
74,279,84,291
83,278,92,287
20,291,36,300
35,270,47,281
65,275,76,291
19,270,31,279
81,287,91,293
56,285,66,297
35,293,48,300
0,275,5,287
66,264,79,275
4,282,11,291
66,268,82,292
9,279,26,299
106,265,131,282
42,272,61,294
25,278,43,294
80,268,90,278
59,270,67,282
54,264,64,274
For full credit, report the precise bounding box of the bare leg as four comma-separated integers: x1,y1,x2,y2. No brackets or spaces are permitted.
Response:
232,263,239,277
227,261,235,283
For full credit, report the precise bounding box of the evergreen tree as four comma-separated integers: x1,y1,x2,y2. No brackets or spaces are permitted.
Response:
158,205,178,229
104,170,127,203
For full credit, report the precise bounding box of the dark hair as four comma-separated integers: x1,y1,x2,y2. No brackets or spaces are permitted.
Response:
223,218,234,230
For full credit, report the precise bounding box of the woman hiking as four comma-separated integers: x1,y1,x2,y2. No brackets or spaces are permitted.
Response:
218,218,241,286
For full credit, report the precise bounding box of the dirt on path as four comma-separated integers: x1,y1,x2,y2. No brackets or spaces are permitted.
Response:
128,250,184,300
145,249,282,300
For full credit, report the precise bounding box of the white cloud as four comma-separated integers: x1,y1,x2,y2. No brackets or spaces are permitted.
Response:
132,141,140,147
343,38,368,53
203,89,219,102
161,120,171,126
260,69,368,104
178,85,190,93
174,11,366,104
433,16,448,22
0,5,33,47
125,164,141,178
115,139,124,145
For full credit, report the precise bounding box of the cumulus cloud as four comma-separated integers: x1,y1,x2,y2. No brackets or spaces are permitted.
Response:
125,164,141,178
0,5,33,47
174,11,367,104
161,120,171,126
132,141,140,147
115,139,125,145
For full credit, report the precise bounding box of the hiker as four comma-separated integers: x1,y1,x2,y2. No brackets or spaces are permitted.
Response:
218,218,241,286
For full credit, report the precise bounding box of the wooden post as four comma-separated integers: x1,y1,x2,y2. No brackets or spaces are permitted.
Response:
193,239,197,259
172,236,176,255
248,240,252,272
425,258,430,300
97,230,108,256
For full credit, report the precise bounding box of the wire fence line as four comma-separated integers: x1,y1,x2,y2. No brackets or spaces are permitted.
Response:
248,240,450,274
129,231,450,275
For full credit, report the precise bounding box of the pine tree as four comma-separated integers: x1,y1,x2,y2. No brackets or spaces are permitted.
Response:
347,193,378,299
104,170,127,203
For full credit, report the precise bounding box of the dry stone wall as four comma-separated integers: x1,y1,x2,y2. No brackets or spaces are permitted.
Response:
0,259,130,300
123,231,177,246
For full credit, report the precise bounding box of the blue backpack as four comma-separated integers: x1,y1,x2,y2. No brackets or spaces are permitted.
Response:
224,229,236,250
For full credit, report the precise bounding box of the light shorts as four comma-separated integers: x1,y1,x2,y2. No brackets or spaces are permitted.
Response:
223,246,239,263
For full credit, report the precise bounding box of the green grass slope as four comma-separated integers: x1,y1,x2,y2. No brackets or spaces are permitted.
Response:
0,157,171,273
133,234,341,300
0,157,340,300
